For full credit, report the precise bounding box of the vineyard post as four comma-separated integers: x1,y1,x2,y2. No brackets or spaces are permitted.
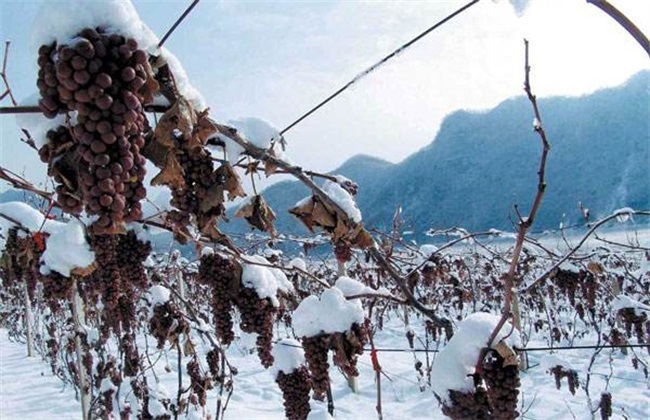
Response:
22,278,34,357
71,277,90,420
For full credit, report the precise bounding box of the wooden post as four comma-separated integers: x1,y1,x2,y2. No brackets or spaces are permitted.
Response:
71,278,90,420
22,279,34,357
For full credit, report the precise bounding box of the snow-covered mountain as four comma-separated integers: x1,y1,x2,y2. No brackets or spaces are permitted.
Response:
244,70,649,241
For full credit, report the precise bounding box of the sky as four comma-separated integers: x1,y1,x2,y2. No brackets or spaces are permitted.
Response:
0,0,648,194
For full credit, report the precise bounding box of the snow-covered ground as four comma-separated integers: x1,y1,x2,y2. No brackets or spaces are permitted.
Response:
2,318,648,420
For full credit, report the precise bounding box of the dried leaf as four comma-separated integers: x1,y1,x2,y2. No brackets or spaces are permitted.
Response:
151,153,185,189
142,134,172,168
199,183,225,214
139,59,160,105
264,149,279,177
183,336,196,356
235,195,277,236
153,96,196,147
71,261,97,278
492,340,519,367
194,111,217,145
216,163,246,201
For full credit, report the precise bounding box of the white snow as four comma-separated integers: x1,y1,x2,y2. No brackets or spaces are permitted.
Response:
148,285,171,306
611,295,650,316
293,287,364,338
322,180,362,223
270,338,305,379
540,354,574,371
40,219,95,277
288,257,307,271
419,244,438,256
0,202,65,249
334,276,388,297
241,255,294,307
217,117,281,163
613,207,634,223
431,312,522,403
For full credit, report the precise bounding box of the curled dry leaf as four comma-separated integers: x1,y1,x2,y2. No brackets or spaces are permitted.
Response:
289,196,373,249
216,163,246,201
492,340,519,368
150,153,185,189
153,96,196,146
235,195,277,237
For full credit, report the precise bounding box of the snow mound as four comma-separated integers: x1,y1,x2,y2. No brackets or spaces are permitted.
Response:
241,255,294,307
334,276,388,297
148,285,171,306
0,202,65,250
293,287,364,338
611,295,650,315
322,180,362,223
40,219,95,277
270,338,305,379
431,312,522,403
288,257,307,271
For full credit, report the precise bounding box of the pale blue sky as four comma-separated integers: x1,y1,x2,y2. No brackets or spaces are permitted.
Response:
1,0,648,192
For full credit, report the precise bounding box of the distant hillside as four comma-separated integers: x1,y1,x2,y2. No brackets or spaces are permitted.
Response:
234,71,649,242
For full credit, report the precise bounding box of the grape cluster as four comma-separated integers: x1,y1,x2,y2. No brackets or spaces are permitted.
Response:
206,348,221,380
333,242,352,264
89,234,122,339
276,366,312,420
149,301,190,349
482,351,520,420
619,308,648,343
166,135,225,235
117,230,151,290
549,365,579,395
599,392,612,420
441,388,491,420
37,28,152,233
237,286,276,368
187,357,212,407
197,253,236,345
302,334,330,401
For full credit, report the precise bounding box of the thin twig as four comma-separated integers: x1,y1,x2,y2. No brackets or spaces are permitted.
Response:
0,41,18,106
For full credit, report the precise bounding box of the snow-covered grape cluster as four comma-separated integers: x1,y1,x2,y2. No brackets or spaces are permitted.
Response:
187,357,212,407
276,366,312,420
37,28,152,233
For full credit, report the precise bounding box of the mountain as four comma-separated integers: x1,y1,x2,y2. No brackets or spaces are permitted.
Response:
236,71,649,242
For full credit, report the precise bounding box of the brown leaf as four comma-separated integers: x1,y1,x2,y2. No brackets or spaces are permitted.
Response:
216,163,246,201
142,134,172,169
71,261,97,278
245,161,260,176
139,58,160,105
198,215,226,242
193,110,217,145
264,149,279,177
349,225,374,249
235,195,277,236
199,183,225,215
153,96,196,147
492,340,519,367
151,153,185,189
